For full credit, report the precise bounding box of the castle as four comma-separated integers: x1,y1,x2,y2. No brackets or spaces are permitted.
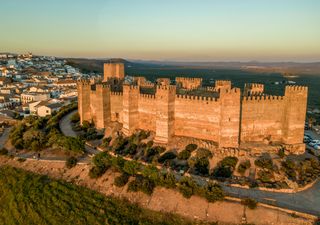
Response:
77,63,308,154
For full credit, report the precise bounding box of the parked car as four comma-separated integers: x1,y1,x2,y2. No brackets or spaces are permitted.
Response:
314,145,320,150
309,140,320,147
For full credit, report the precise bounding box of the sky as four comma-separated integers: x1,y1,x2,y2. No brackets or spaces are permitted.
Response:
1,0,320,62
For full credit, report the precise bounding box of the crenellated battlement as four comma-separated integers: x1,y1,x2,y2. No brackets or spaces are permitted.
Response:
215,80,231,86
176,94,218,102
95,83,111,89
245,83,264,88
242,95,284,102
176,77,203,82
285,85,308,93
139,93,156,99
156,85,176,91
111,91,123,96
77,79,91,86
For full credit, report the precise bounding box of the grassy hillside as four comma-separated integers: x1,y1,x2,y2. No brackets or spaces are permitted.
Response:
0,166,198,225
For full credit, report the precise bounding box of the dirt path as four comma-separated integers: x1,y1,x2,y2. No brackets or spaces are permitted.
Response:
0,156,314,225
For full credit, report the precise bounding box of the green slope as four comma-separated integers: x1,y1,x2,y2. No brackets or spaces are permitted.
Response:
0,166,198,225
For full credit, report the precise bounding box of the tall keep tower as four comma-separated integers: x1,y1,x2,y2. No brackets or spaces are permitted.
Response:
154,85,176,143
103,63,125,81
283,86,308,150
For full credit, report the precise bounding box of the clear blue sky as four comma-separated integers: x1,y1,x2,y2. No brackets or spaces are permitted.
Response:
1,0,320,61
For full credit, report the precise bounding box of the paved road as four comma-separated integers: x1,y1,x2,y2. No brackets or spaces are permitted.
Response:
189,173,320,216
0,127,12,149
59,110,77,137
59,110,100,156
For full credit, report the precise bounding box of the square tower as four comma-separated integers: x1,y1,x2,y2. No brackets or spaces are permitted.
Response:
103,63,125,81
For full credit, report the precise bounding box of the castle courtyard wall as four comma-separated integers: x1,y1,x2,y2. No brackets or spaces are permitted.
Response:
240,96,285,143
174,95,221,143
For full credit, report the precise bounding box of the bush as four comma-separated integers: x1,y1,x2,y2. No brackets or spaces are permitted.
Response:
158,152,177,164
89,165,109,179
196,148,213,159
194,157,210,175
205,182,224,202
114,173,130,187
17,158,26,163
66,157,78,169
157,172,176,188
127,176,155,195
123,160,141,175
185,144,197,152
212,166,233,179
70,113,80,123
177,149,191,160
237,160,251,175
241,198,257,209
178,177,196,198
0,148,8,155
278,148,285,158
220,156,238,169
254,157,273,170
257,170,273,183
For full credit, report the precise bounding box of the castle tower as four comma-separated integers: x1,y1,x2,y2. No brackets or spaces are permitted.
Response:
219,87,241,148
90,84,111,129
154,85,176,143
103,63,125,81
215,80,232,92
122,84,139,136
243,83,264,96
283,86,308,150
77,80,92,125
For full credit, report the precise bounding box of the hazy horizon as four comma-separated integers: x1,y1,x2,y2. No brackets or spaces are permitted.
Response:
1,0,320,62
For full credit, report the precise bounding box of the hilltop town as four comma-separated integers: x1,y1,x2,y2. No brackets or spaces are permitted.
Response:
0,53,100,121
78,62,308,155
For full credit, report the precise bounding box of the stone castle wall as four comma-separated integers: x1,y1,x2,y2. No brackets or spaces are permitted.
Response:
77,63,308,153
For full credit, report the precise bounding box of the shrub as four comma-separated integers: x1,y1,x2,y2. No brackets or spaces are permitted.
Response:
89,165,109,179
127,176,155,195
220,156,238,169
212,166,232,179
114,173,130,187
101,136,112,147
278,148,285,158
194,157,210,175
157,172,176,188
177,149,191,160
205,182,224,202
178,177,196,198
66,157,78,169
281,159,297,181
123,160,140,175
70,113,80,123
257,170,273,183
241,198,257,209
185,144,197,152
158,152,177,164
17,158,26,163
0,148,8,155
196,148,213,159
237,160,251,175
141,165,159,181
254,157,273,170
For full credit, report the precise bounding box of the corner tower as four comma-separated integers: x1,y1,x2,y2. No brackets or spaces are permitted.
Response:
283,86,308,151
77,80,92,125
155,85,176,143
